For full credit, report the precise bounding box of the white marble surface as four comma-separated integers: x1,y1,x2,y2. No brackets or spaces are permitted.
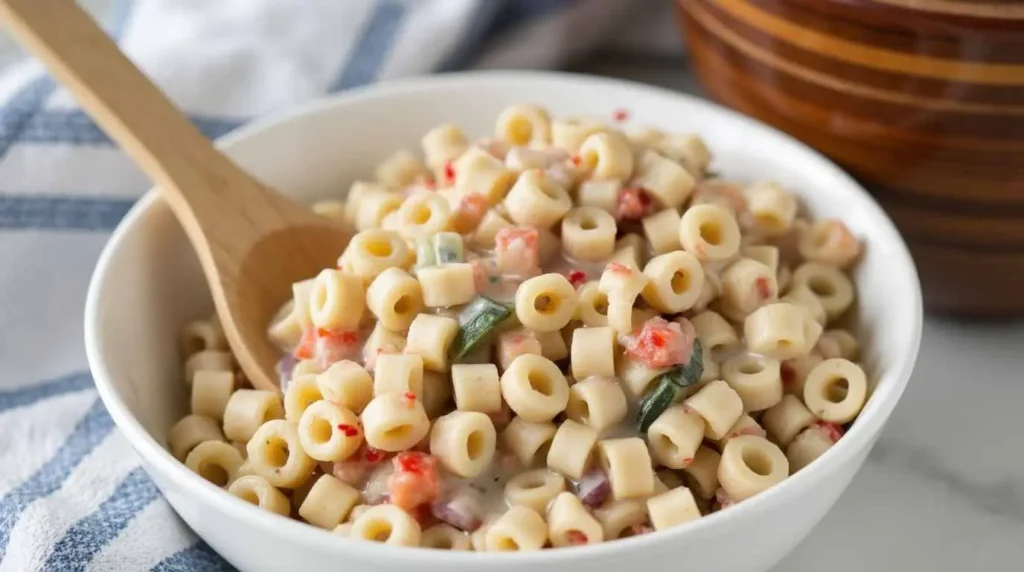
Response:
575,54,1024,571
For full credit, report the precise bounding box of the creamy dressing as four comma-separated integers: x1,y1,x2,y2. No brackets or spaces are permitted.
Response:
163,103,874,553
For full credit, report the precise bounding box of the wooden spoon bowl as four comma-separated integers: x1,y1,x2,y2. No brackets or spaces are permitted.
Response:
678,0,1024,317
0,0,351,390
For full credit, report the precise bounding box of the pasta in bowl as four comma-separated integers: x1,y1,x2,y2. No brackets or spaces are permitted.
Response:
180,105,872,547
85,71,921,572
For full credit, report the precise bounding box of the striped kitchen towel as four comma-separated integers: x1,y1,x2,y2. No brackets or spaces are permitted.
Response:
0,0,671,570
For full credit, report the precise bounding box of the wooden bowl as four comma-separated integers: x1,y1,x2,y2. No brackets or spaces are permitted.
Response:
678,0,1024,317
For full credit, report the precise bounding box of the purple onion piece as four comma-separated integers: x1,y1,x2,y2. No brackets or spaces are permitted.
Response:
275,355,298,390
575,469,611,509
431,488,483,532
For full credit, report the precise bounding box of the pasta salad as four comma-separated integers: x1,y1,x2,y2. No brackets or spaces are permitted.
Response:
170,104,867,551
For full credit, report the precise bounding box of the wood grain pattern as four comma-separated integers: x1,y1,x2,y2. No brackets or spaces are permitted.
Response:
0,0,350,389
678,0,1024,316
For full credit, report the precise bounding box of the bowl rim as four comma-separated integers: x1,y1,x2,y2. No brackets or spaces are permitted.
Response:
84,69,923,564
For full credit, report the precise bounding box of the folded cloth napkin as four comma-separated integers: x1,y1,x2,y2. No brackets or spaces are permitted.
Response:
0,0,658,570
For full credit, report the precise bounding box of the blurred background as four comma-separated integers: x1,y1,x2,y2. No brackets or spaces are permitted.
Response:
0,1,1021,571
7,0,1019,316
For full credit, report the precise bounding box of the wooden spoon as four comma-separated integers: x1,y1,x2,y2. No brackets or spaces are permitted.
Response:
0,0,351,391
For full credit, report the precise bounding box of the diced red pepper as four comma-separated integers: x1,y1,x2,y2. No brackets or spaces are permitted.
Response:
623,317,695,369
570,154,581,166
755,276,774,300
365,446,385,464
612,108,630,122
395,451,431,474
819,219,860,259
331,444,389,486
452,192,488,234
408,502,436,527
606,262,631,276
812,420,844,443
387,452,441,511
616,186,651,220
566,530,589,545
403,392,417,408
495,227,540,277
460,192,487,218
566,269,587,288
443,160,456,185
293,329,317,360
318,328,358,345
337,424,360,437
314,328,359,368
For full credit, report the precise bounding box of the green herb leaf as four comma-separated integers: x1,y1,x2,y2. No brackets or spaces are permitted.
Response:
451,296,512,360
635,339,704,432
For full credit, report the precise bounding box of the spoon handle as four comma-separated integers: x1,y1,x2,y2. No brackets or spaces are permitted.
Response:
0,0,270,241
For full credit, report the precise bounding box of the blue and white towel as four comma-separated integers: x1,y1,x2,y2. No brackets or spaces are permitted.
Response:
0,0,681,570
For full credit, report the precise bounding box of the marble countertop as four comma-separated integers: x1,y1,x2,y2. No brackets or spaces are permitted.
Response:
574,52,1024,572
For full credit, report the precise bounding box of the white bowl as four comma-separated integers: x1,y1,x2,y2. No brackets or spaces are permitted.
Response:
85,71,922,572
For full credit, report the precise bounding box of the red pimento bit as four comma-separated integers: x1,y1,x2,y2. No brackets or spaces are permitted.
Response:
336,423,360,437
495,227,540,277
813,420,845,443
566,269,587,288
616,186,651,220
403,392,417,408
612,108,630,122
314,328,359,368
292,329,317,360
606,262,631,276
364,446,385,463
623,316,696,369
755,276,774,300
569,154,582,166
387,452,441,511
318,328,358,345
408,502,436,527
443,159,456,185
565,530,589,546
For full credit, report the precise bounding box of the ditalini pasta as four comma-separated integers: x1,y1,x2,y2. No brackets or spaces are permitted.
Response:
168,105,870,550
